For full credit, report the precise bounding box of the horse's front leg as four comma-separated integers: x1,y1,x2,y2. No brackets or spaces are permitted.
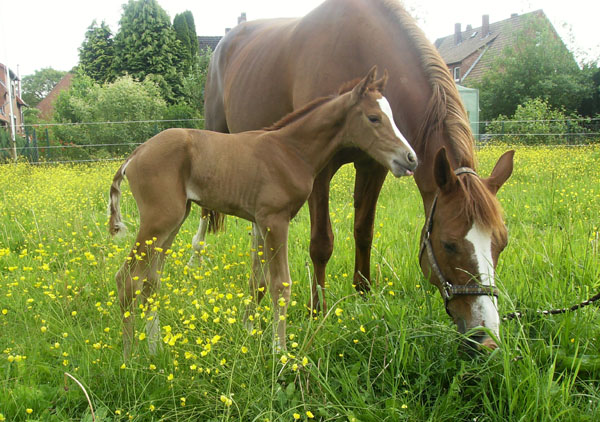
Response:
243,223,269,333
259,217,291,351
352,160,388,293
307,168,335,315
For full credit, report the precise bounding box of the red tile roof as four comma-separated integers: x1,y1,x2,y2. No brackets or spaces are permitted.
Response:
434,10,547,83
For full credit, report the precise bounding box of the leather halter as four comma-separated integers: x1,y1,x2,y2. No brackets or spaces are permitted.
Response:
419,167,499,314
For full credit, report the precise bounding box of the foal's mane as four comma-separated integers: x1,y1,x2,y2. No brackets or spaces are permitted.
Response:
263,95,336,132
263,78,375,132
380,0,475,169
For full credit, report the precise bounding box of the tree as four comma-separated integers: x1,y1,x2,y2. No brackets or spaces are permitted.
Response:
473,16,591,121
78,20,115,84
173,11,199,72
112,0,184,102
180,48,212,115
21,68,67,107
578,61,600,117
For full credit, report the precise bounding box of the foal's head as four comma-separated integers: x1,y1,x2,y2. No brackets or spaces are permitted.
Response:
342,66,418,177
420,148,514,350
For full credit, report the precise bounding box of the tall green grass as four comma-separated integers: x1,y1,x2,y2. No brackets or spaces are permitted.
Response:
0,145,598,421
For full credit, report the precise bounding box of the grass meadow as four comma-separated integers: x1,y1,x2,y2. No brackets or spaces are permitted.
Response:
0,145,599,421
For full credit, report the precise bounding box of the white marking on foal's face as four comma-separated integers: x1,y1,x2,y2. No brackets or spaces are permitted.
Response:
376,97,416,154
465,223,500,337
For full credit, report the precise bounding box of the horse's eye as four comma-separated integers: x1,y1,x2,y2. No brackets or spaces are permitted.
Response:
443,242,458,254
368,115,381,124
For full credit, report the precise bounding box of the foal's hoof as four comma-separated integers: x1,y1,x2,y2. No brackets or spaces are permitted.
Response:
186,255,203,268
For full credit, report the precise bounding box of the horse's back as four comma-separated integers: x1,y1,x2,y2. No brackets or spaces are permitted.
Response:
205,0,429,139
205,18,299,133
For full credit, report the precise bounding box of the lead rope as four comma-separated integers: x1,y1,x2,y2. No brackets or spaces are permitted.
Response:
502,290,600,321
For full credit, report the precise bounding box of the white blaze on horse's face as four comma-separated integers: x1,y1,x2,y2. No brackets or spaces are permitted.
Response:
376,97,417,176
464,223,500,339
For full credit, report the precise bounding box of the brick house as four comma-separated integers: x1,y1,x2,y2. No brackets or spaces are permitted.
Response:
0,63,27,134
197,12,246,52
434,10,557,85
36,73,74,121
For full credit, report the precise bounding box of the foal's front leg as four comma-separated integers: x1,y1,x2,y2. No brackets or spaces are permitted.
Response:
259,217,292,351
243,223,269,333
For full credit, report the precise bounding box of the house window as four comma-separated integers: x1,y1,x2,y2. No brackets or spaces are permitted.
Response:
453,66,461,82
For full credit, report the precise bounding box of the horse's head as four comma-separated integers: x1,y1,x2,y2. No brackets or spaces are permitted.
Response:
343,66,418,177
420,147,514,350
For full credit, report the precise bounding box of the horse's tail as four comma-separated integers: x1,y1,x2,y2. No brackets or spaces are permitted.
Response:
108,159,130,237
202,209,226,233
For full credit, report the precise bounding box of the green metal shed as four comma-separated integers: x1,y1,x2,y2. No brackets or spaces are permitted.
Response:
457,85,480,141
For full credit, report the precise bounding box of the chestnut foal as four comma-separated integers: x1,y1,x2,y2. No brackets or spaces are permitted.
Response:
108,67,417,357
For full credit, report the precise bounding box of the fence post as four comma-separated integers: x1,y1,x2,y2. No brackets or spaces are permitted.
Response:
566,120,571,145
32,129,39,163
45,128,51,160
23,129,30,161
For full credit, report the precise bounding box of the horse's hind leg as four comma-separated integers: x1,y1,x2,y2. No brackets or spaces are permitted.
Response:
352,160,388,293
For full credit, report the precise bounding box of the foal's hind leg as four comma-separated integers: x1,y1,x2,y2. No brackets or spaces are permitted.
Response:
117,198,189,358
144,204,191,353
187,209,209,267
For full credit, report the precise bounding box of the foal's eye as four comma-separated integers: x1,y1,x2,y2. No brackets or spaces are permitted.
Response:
442,242,458,254
368,115,381,124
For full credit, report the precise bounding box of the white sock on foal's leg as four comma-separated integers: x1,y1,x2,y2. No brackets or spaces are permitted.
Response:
187,217,209,267
145,311,161,355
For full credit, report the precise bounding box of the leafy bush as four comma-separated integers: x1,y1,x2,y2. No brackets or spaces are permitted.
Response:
52,74,167,155
485,98,588,145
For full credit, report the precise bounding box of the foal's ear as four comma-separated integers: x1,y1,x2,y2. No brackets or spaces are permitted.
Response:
484,150,515,194
351,65,378,103
434,147,458,193
373,69,388,93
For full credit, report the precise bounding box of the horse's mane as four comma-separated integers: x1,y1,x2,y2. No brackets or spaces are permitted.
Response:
380,0,476,170
379,1,505,231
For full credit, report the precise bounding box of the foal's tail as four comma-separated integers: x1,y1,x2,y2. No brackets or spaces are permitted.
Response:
202,209,226,233
108,160,129,237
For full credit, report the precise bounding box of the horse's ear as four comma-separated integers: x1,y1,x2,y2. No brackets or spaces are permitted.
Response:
351,65,378,103
434,147,458,193
484,150,515,194
373,69,388,93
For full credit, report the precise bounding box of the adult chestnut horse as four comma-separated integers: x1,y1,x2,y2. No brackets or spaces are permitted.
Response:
195,0,515,349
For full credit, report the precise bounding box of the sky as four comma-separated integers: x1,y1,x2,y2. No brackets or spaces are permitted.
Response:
1,0,598,78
